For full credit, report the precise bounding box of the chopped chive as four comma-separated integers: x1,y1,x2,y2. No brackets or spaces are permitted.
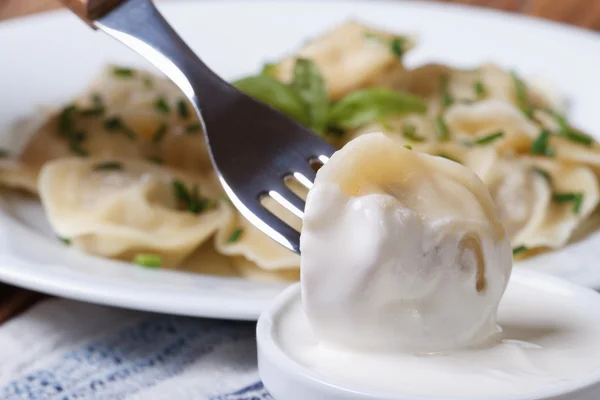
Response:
177,99,190,119
104,117,123,131
435,116,450,141
553,192,584,214
103,117,136,140
473,80,487,99
552,112,593,146
133,253,162,268
261,62,278,77
155,97,171,114
173,179,191,204
185,123,202,134
402,123,426,142
532,167,552,183
69,142,88,157
390,37,405,58
440,74,454,109
93,161,122,171
437,153,460,163
510,71,533,118
512,245,528,256
172,179,215,214
152,123,167,144
148,156,163,164
58,105,77,136
404,144,413,150
0,149,9,158
465,130,504,146
228,228,244,243
326,124,345,137
143,77,153,88
58,236,71,245
113,67,135,77
79,106,105,117
530,130,554,157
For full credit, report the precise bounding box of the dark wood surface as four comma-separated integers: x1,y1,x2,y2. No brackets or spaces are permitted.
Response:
0,0,598,324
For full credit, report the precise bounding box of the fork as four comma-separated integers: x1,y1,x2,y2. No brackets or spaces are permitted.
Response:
59,0,336,254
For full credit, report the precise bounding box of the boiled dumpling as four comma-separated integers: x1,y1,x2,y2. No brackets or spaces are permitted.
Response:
301,132,511,351
214,198,300,270
0,159,38,194
482,154,599,250
444,100,538,152
39,157,226,267
19,65,213,178
275,21,415,100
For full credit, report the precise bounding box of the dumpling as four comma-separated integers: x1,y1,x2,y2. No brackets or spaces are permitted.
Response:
444,100,539,152
275,21,415,100
482,154,599,250
39,157,226,267
19,65,214,178
301,132,511,350
214,198,300,270
0,159,38,195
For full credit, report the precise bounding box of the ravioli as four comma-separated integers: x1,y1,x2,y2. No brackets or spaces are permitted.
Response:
39,157,226,267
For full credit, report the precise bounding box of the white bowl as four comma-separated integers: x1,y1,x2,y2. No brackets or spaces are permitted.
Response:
257,271,600,400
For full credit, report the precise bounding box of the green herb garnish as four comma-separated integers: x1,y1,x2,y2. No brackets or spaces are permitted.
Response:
261,63,278,77
69,142,89,157
143,77,153,88
530,129,554,157
104,117,122,131
552,112,593,146
93,161,123,171
532,167,552,183
185,123,202,134
435,116,450,142
404,144,413,150
152,123,167,143
113,67,135,78
59,237,71,245
233,74,309,126
103,117,137,140
58,105,77,136
464,131,504,146
291,58,329,133
177,99,190,119
172,179,215,214
134,253,162,268
510,71,533,118
512,245,528,256
437,153,460,163
155,97,171,114
228,228,244,243
364,32,407,59
390,37,406,58
148,156,163,164
329,88,427,130
326,124,345,137
79,106,105,117
553,192,584,214
402,123,425,142
473,81,487,99
0,149,10,158
440,74,454,109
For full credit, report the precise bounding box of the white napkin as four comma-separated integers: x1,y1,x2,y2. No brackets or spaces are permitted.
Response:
0,298,271,399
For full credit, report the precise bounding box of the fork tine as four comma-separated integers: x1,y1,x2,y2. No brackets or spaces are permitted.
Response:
268,184,306,219
250,201,301,253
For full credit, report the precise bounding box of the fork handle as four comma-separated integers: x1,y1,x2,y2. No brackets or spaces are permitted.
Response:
59,0,126,22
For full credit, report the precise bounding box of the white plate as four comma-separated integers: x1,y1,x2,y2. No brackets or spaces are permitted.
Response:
1,1,600,319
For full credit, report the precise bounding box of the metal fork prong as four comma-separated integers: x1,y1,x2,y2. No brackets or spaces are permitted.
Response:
291,163,317,185
292,172,314,190
268,186,306,219
220,178,300,252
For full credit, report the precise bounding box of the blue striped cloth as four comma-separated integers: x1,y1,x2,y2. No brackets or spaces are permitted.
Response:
0,299,273,400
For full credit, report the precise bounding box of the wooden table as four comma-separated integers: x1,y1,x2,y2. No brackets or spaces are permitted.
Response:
0,0,598,325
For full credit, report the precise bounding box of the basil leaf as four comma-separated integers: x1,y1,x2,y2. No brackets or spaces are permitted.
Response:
233,75,309,126
291,58,329,132
328,89,427,129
